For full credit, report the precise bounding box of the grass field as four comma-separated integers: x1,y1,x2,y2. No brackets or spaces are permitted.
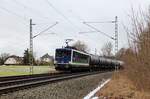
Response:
0,65,55,77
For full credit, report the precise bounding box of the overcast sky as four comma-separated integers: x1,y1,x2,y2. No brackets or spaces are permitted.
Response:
0,0,150,58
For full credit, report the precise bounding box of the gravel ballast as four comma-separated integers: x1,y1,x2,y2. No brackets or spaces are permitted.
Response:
0,72,112,99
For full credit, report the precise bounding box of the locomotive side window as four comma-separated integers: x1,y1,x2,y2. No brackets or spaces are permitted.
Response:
72,51,89,64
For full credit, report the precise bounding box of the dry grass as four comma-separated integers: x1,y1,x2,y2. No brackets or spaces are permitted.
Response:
117,7,150,93
96,7,150,99
121,7,150,92
96,74,150,99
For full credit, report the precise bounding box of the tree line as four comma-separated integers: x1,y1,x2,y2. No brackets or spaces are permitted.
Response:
0,49,53,66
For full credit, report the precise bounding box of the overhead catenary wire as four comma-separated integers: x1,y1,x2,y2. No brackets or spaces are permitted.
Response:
13,0,50,21
66,10,96,38
83,21,115,23
33,22,58,38
83,22,115,40
68,10,113,39
0,6,29,22
45,0,81,31
68,9,85,22
79,31,99,34
74,13,116,40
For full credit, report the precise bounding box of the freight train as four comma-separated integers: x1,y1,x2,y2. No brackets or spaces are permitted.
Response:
54,46,123,71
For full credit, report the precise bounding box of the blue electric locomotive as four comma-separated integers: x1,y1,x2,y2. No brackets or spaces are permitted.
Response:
54,46,123,71
54,47,90,71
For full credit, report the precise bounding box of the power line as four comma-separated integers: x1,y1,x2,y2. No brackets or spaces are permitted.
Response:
35,22,58,25
45,0,81,31
33,22,58,38
82,16,119,58
82,21,115,23
68,10,85,22
0,6,29,22
13,0,50,21
83,22,115,40
68,10,102,38
79,31,99,34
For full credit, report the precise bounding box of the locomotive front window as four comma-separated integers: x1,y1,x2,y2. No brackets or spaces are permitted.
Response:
56,50,71,58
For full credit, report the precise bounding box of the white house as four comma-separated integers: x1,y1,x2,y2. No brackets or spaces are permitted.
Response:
4,55,23,65
40,53,53,63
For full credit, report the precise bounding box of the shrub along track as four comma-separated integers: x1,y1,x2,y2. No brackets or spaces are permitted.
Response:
0,71,107,95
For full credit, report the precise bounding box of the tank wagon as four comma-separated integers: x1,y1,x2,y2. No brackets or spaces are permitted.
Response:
54,46,123,71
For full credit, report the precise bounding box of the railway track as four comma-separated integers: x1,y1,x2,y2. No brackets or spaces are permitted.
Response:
0,71,105,95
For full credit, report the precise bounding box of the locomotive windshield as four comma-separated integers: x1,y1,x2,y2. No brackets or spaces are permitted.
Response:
55,49,72,64
55,49,71,58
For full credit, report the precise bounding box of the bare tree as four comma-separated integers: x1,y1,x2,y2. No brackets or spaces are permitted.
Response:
0,53,10,65
116,48,126,59
122,7,150,92
101,42,113,56
72,40,89,52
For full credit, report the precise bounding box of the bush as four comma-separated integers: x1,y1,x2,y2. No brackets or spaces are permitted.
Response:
121,7,150,92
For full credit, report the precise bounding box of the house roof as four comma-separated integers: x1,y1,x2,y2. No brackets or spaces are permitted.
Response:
41,53,53,59
6,55,23,62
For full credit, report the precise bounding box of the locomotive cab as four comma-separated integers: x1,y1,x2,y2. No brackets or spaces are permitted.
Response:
54,47,90,71
54,48,72,70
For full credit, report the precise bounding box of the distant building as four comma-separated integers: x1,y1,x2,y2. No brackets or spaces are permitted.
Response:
40,53,54,63
4,55,23,65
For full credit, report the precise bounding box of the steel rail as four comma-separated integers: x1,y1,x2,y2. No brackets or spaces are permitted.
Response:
0,72,64,82
0,71,105,95
0,73,71,87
